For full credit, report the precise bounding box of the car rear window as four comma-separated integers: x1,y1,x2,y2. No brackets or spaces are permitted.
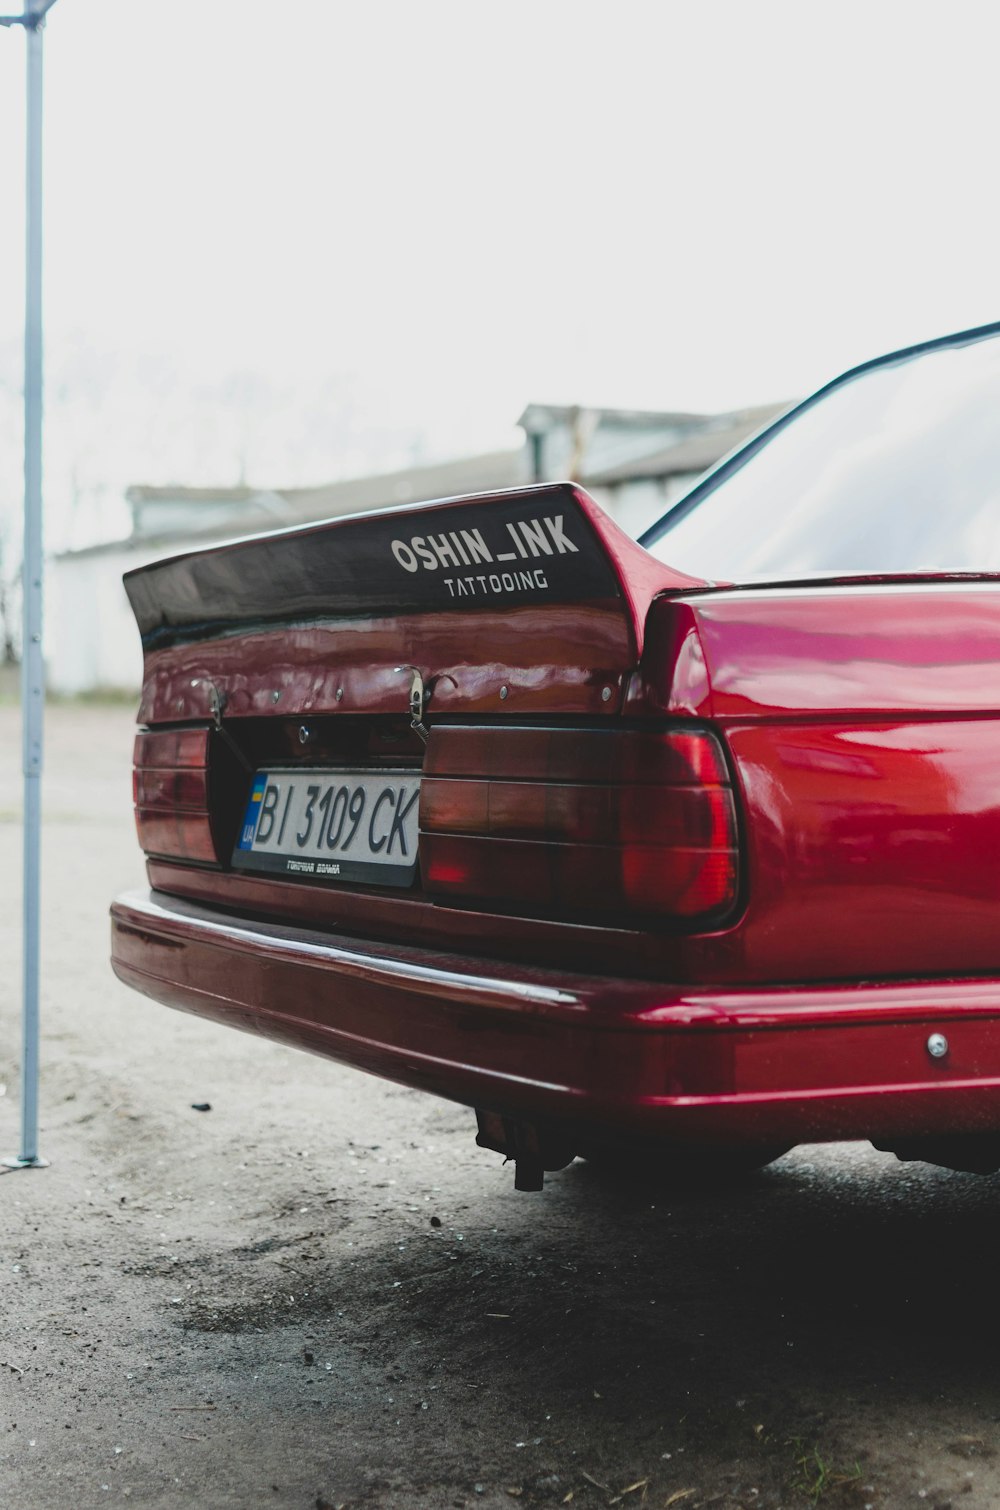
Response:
643,328,1000,580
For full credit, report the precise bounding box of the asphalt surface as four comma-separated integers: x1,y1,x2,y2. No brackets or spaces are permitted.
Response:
3,701,1000,1510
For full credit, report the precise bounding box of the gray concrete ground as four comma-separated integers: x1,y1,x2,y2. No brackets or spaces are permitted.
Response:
3,702,1000,1510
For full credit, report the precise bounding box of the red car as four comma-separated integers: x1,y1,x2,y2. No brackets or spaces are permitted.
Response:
112,321,1000,1189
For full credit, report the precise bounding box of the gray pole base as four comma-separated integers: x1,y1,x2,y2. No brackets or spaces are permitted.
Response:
2,1154,49,1170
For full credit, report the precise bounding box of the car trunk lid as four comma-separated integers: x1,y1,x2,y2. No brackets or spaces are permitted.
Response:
126,483,707,726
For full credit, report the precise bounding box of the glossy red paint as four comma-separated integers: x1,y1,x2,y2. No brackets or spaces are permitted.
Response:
111,888,1000,1150
138,601,633,727
111,482,1000,1168
664,582,1000,719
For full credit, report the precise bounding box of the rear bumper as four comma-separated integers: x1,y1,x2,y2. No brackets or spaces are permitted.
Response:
111,888,1000,1148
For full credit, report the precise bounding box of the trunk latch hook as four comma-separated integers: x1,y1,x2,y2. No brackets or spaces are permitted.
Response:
395,665,430,745
190,677,254,774
190,676,226,730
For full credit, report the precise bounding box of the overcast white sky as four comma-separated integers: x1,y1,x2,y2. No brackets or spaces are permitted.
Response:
1,0,999,551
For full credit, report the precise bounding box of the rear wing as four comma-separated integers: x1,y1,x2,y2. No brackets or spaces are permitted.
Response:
124,483,706,659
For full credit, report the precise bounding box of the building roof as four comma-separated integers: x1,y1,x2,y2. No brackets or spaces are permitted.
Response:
124,450,528,522
278,448,526,525
125,484,269,506
54,449,527,560
584,402,789,484
54,398,792,564
517,402,711,434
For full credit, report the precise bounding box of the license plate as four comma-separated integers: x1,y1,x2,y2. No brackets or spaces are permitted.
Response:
232,768,421,887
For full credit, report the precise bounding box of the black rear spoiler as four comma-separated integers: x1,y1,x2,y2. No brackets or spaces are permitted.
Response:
124,482,707,656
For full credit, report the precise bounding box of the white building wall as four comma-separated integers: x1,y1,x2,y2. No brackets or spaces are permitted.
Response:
47,541,213,695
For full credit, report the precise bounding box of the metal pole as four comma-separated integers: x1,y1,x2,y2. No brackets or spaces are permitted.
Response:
4,0,49,1169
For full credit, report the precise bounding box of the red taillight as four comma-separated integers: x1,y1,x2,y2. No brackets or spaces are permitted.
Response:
133,728,217,864
420,726,739,923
